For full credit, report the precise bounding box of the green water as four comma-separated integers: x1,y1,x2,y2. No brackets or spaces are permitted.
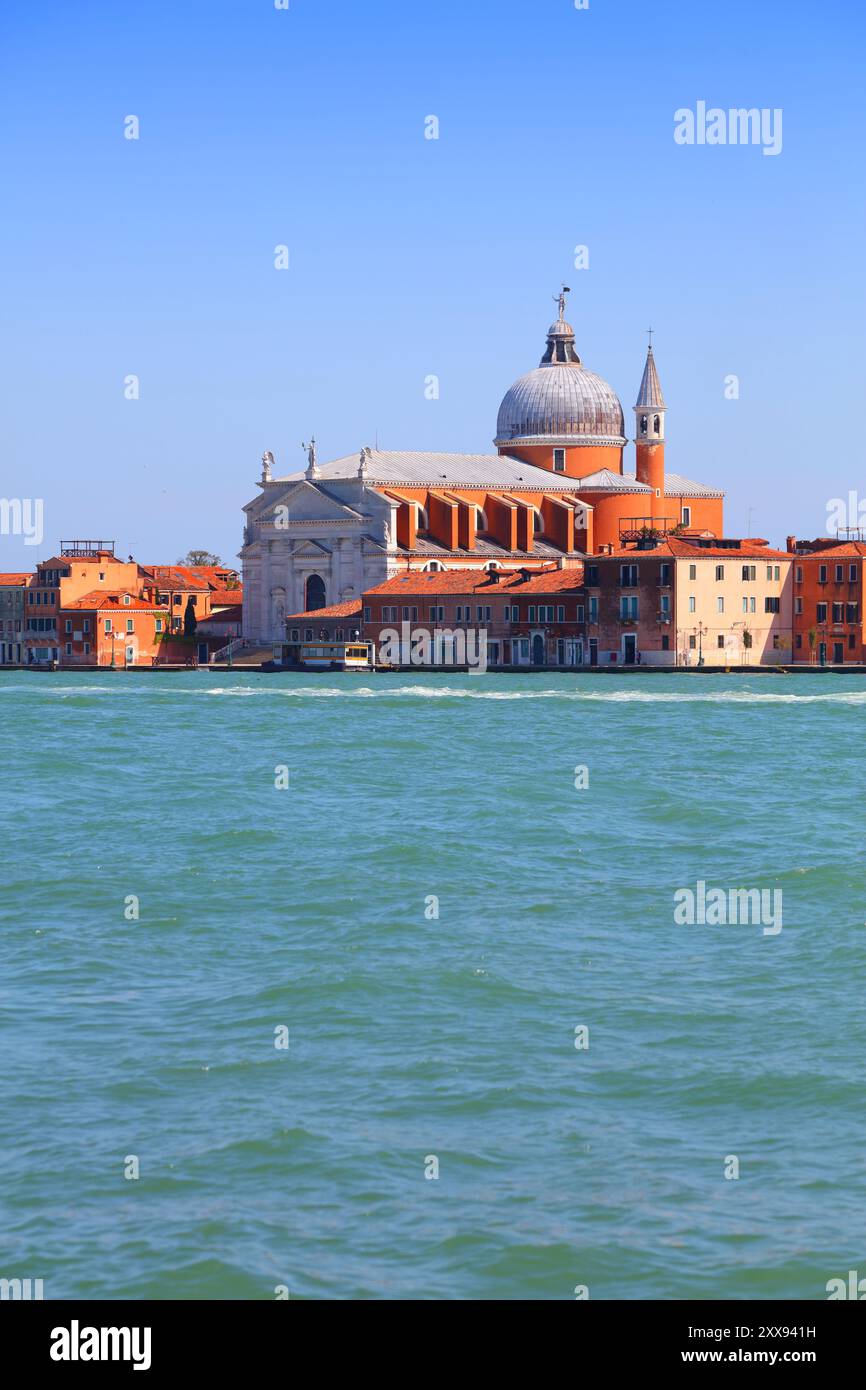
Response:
1,671,864,1299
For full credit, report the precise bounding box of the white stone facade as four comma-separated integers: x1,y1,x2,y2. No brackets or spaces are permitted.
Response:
241,474,400,644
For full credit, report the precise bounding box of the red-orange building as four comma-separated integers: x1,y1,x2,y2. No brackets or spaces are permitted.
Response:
363,565,586,667
788,538,865,664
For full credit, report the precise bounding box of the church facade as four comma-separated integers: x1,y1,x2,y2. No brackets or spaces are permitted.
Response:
240,294,723,644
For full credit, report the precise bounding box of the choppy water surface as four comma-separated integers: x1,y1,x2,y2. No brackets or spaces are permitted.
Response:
1,670,864,1299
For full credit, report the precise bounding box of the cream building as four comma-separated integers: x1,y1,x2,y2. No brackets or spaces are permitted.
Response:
674,543,793,665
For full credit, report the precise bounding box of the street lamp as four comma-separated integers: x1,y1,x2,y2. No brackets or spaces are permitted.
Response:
693,621,707,667
109,632,116,670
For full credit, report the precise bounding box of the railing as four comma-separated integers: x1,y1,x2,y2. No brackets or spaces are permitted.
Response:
212,637,255,663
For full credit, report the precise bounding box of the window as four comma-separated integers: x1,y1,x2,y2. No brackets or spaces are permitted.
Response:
304,628,313,641
104,620,112,634
749,597,756,613
742,597,748,613
83,619,90,633
619,596,638,619
576,604,585,622
429,605,444,621
661,635,669,651
715,565,725,581
363,606,371,622
835,564,844,583
660,594,670,617
640,414,648,436
401,606,418,621
557,605,565,622
423,560,443,572
816,603,827,622
688,596,696,613
818,565,827,584
717,597,724,613
123,594,131,605
765,597,780,614
65,619,72,634
653,414,661,435
508,605,519,622
849,633,856,649
847,603,858,622
528,606,536,623
588,596,598,623
65,643,72,655
795,634,802,648
126,619,134,633
742,565,756,581
689,634,696,650
620,564,638,587
850,564,858,583
773,635,785,650
659,563,671,585
689,564,697,581
84,643,90,655
553,448,566,473
743,631,753,649
832,602,844,623
794,597,803,614
717,635,725,649
682,506,691,526
155,618,163,633
795,565,803,582
382,606,397,622
585,565,598,586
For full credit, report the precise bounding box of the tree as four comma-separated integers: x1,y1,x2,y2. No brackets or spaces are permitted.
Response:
178,550,221,567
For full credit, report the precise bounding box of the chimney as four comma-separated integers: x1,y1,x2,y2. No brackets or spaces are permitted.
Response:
786,535,797,553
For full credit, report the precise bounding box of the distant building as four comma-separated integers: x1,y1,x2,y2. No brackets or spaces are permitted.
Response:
24,543,139,666
363,565,586,667
240,293,724,644
588,538,792,666
788,538,865,664
0,573,29,664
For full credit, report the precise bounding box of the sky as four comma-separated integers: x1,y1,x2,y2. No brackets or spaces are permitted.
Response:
1,0,864,567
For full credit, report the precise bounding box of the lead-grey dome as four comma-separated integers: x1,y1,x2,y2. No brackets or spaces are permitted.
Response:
495,314,626,447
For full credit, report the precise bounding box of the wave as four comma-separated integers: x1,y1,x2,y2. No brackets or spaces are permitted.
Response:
3,680,866,705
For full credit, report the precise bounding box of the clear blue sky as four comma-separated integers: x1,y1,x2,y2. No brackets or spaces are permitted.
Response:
1,0,863,566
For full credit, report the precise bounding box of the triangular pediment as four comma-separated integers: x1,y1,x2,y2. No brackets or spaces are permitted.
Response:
293,538,333,557
258,479,366,525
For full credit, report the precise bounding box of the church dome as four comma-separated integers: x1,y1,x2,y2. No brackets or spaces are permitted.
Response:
495,304,625,448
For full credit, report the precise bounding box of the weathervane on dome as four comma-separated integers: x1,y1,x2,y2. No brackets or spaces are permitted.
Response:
554,284,571,321
647,326,654,349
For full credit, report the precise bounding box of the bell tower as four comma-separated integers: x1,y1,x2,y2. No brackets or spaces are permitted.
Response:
634,332,666,523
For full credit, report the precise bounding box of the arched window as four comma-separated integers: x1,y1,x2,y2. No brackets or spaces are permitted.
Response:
305,574,327,611
423,560,444,572
476,507,488,532
653,414,661,434
417,505,429,531
483,561,500,572
640,415,648,436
